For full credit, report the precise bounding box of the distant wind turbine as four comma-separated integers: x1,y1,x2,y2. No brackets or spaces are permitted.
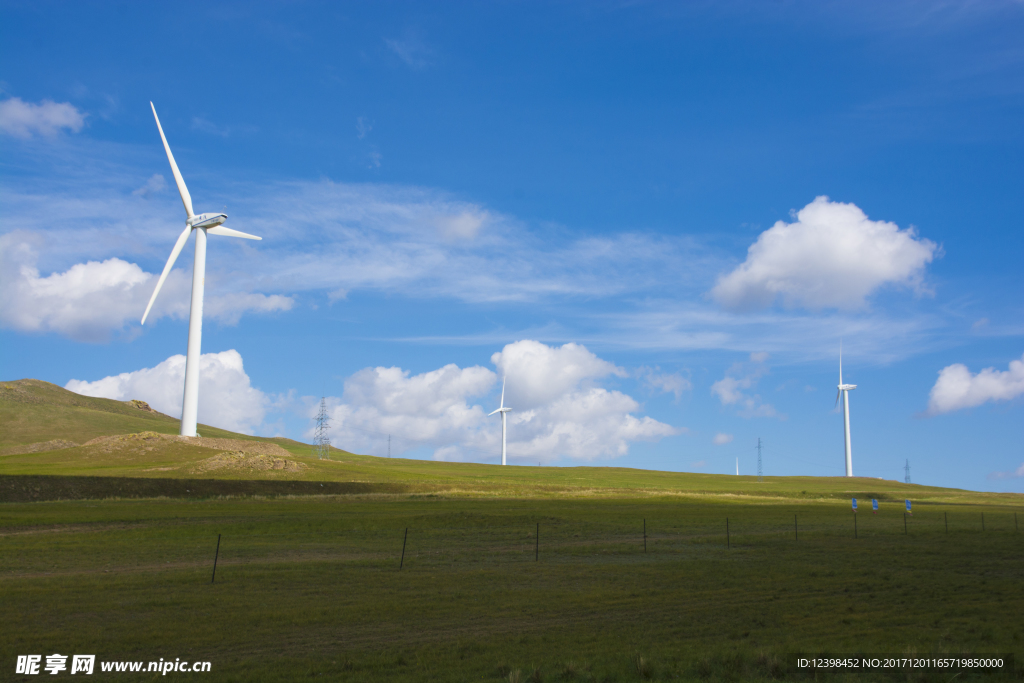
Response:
835,344,857,477
141,102,261,437
488,377,512,466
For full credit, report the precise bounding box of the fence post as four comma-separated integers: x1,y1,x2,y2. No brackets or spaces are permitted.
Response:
643,519,647,554
904,512,908,535
535,523,539,561
400,528,408,570
726,518,730,549
211,534,221,584
854,513,858,539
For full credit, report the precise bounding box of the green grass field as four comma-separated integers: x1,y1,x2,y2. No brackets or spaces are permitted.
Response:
2,379,1023,681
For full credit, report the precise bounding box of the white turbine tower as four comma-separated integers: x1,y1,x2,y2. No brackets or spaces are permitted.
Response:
141,102,261,437
835,345,857,477
488,377,512,466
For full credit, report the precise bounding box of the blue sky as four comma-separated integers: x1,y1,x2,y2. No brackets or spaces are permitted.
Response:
1,1,1022,491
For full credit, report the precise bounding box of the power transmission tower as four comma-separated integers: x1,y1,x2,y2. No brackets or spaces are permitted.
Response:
312,397,331,460
904,459,911,484
757,437,763,483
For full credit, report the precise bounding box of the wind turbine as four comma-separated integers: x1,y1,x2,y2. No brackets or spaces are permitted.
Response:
141,102,261,437
488,377,512,466
835,345,857,477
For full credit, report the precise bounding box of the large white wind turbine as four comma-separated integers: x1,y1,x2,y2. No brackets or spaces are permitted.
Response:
835,345,857,477
488,377,512,466
141,102,261,437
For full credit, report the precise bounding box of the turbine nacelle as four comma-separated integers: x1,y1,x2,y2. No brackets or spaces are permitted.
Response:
838,383,857,391
188,213,228,229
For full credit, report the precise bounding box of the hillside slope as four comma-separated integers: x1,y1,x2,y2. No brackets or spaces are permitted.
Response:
0,378,313,453
2,379,1022,506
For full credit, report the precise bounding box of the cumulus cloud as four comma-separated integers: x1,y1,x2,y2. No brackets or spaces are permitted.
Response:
326,363,496,456
66,350,269,434
713,433,734,445
710,352,780,418
0,235,187,341
712,196,939,311
0,235,292,341
491,340,626,408
323,340,679,463
0,97,86,138
927,353,1024,415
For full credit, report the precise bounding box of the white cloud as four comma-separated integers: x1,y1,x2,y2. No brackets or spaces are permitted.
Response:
66,350,269,434
356,117,372,139
0,97,86,138
988,463,1024,480
436,210,487,240
0,163,718,312
0,235,186,342
322,340,679,463
204,292,294,325
0,235,292,342
384,36,432,69
326,363,496,456
712,196,939,311
190,117,256,137
132,174,167,198
638,366,692,399
491,340,626,408
713,433,734,445
927,353,1024,415
710,352,780,418
1,141,963,363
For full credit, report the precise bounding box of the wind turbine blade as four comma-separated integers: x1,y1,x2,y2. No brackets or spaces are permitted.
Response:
488,408,501,416
500,376,506,410
150,102,194,218
835,388,841,408
206,226,262,240
141,224,192,325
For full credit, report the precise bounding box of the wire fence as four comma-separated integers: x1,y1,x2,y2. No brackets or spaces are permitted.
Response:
4,510,1018,580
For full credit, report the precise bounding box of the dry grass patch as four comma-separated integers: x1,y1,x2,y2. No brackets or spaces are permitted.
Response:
191,451,307,475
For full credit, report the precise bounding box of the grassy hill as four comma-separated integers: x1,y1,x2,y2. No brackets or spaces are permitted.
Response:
0,378,311,448
2,379,1022,508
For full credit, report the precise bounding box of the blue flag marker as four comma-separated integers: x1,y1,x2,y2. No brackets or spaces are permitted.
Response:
906,499,912,515
852,498,858,512
872,499,878,514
